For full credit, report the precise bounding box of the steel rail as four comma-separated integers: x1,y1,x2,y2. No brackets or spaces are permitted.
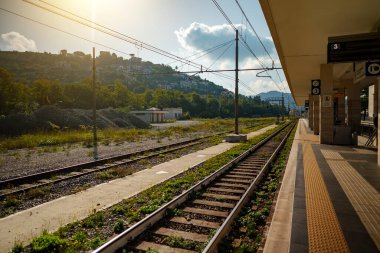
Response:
0,132,225,189
93,122,293,253
0,141,203,199
202,121,295,252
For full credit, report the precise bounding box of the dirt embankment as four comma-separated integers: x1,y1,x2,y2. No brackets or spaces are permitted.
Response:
0,106,150,136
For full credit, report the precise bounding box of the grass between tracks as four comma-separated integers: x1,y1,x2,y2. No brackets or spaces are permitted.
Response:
10,120,288,253
218,121,297,253
0,117,274,152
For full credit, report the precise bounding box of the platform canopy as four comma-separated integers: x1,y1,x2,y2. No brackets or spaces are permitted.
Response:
259,0,380,105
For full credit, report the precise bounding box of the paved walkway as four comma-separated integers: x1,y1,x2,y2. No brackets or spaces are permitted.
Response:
0,124,276,253
264,119,380,253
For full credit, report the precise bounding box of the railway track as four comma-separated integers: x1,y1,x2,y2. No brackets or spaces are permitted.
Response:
0,132,225,199
93,122,295,253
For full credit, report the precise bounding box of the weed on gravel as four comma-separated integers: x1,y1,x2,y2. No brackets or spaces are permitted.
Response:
12,122,287,253
218,121,296,253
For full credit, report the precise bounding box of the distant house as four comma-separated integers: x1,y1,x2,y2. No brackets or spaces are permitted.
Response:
129,107,166,123
164,108,183,120
129,107,183,123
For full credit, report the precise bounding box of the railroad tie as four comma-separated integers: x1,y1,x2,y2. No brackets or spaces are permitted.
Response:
219,178,251,184
193,199,235,209
202,192,241,201
229,170,257,175
232,168,258,173
213,182,248,189
225,174,255,179
154,227,209,243
183,207,229,218
135,241,198,253
169,216,221,229
208,187,245,194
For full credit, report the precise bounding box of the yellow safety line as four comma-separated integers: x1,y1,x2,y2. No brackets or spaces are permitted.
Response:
303,143,350,253
321,150,380,251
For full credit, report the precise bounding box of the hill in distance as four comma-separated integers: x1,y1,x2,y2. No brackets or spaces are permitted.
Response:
256,91,298,109
0,50,229,96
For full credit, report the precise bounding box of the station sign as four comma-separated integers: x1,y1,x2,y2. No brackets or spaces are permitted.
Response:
322,95,332,107
311,79,321,95
366,61,380,76
328,32,380,63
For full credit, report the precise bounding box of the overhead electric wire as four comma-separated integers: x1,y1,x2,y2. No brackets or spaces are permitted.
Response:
0,7,131,57
20,0,272,96
234,0,287,93
207,43,233,70
166,39,234,66
0,6,274,95
211,0,271,73
23,0,203,70
1,6,259,98
173,40,234,72
211,0,286,94
24,0,252,88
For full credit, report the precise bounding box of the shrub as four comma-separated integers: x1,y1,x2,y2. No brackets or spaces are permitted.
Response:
89,236,104,250
113,219,125,234
30,231,67,253
82,212,104,228
9,242,23,253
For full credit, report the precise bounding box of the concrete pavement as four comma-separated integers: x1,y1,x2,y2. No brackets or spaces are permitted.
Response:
0,124,276,253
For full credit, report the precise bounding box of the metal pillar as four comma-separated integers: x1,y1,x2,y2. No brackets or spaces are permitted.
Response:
234,30,239,134
92,47,98,160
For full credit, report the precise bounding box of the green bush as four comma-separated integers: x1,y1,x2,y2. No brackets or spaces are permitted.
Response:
82,212,104,228
89,236,104,250
30,231,67,253
9,242,23,253
113,219,125,234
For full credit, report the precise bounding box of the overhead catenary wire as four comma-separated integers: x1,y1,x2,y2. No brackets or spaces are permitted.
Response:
173,40,234,73
166,39,234,66
234,0,287,93
0,7,260,97
1,7,263,100
0,8,133,58
211,0,286,93
24,0,257,89
19,0,277,97
23,0,204,70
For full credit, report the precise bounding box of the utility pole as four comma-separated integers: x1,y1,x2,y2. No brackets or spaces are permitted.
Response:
234,29,239,134
281,92,284,121
92,47,98,160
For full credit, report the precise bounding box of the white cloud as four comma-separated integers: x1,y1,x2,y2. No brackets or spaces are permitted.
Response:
1,31,37,52
173,23,289,95
175,22,275,62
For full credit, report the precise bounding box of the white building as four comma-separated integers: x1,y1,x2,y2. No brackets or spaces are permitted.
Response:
129,107,166,123
129,107,183,123
163,108,183,120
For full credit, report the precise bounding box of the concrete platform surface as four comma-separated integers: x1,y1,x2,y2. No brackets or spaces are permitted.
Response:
264,119,380,253
0,124,276,253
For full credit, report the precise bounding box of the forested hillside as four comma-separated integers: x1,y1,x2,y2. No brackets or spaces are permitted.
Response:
0,50,226,96
0,51,283,120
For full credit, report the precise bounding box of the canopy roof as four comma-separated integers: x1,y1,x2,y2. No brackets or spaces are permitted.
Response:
259,0,380,105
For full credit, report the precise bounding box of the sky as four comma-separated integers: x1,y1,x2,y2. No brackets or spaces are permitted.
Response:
0,0,289,96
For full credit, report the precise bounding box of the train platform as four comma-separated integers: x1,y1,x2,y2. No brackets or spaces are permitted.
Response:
0,124,276,253
264,119,380,253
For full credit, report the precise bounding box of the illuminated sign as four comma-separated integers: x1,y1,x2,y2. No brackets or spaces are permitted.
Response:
328,32,380,63
311,79,321,95
366,61,380,76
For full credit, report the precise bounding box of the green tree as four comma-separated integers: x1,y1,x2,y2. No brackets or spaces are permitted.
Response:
31,79,63,106
0,67,16,114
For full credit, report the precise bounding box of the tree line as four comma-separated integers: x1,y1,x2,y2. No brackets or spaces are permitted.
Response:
0,67,285,118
